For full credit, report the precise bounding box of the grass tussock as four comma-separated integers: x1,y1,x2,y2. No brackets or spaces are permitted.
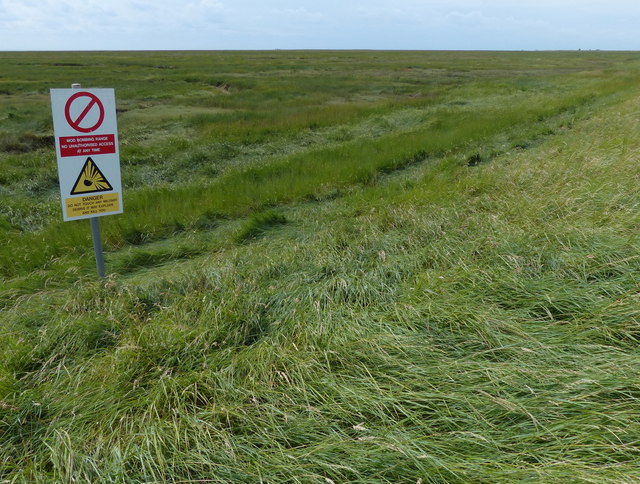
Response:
235,210,288,243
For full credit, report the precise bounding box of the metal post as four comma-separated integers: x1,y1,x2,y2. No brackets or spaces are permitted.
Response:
72,82,106,278
90,217,106,278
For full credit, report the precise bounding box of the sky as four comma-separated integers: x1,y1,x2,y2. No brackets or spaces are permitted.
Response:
0,0,638,51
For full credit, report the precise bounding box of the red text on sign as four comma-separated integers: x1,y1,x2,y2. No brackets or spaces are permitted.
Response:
59,134,116,157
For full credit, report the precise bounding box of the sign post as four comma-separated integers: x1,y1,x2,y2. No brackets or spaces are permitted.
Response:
50,84,123,278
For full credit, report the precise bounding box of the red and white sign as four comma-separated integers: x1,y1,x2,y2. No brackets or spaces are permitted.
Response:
58,134,116,157
50,88,123,221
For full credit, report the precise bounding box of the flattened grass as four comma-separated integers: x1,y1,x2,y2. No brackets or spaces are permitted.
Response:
2,51,640,482
0,84,619,280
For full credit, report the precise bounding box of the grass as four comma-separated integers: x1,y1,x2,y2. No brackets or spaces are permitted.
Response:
0,85,622,279
2,50,640,482
234,210,288,243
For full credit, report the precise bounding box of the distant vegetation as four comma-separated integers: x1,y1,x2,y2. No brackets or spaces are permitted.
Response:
2,50,640,482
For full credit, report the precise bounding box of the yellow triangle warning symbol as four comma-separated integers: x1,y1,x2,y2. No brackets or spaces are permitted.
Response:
70,157,113,195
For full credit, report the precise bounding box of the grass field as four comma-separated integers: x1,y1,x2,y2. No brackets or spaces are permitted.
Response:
2,50,640,482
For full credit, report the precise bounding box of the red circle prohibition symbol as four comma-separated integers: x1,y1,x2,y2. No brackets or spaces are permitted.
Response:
64,92,105,133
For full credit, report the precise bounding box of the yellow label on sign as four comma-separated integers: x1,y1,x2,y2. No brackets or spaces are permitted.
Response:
65,193,120,218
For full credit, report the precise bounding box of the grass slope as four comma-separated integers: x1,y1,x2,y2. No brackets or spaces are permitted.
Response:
2,51,640,482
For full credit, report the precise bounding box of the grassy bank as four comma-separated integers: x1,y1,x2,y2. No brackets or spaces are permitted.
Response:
2,51,640,482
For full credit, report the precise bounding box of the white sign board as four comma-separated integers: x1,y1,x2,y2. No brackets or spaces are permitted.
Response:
50,88,123,221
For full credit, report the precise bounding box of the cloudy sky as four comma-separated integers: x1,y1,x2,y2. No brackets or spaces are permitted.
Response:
0,0,638,51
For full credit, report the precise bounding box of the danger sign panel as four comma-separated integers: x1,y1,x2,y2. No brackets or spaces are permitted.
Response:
51,88,123,221
66,193,120,219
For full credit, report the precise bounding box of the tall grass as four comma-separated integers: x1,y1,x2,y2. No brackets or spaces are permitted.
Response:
2,51,640,482
0,85,621,280
3,92,640,480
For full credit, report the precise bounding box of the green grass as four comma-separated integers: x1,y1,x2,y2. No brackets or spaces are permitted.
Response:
0,84,625,279
2,50,640,482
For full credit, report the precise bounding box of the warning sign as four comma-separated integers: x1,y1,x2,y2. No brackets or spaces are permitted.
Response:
66,193,120,219
51,87,123,221
70,157,113,195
